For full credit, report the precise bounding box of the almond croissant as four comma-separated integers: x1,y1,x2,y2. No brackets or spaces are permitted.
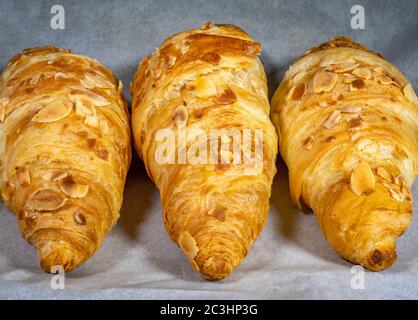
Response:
271,37,418,270
0,46,131,272
131,23,278,280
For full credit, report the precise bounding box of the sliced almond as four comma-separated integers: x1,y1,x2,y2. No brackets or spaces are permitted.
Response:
207,206,226,222
200,21,212,30
26,188,67,211
352,67,371,80
164,54,177,69
347,116,362,129
1,182,15,202
382,181,405,202
214,87,237,105
178,231,199,260
84,72,113,88
32,100,73,123
58,176,89,199
329,62,359,73
54,72,70,80
84,115,99,128
355,138,373,151
29,72,42,85
68,90,109,107
290,82,306,100
313,70,338,93
403,84,418,103
323,110,341,129
193,77,217,98
340,105,362,114
375,74,393,85
376,167,392,182
75,98,96,117
16,166,30,187
350,161,376,196
73,211,87,225
343,74,358,83
350,79,366,90
42,171,68,181
202,52,221,65
303,136,314,150
172,105,188,123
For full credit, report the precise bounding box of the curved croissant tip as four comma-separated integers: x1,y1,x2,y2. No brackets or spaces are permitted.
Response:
364,247,397,271
35,240,79,273
196,255,234,281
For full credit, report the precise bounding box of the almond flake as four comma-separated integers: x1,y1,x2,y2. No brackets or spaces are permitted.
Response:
32,100,73,123
323,110,341,129
340,105,362,113
214,87,237,105
73,211,87,225
350,161,376,196
376,167,392,182
350,79,366,90
207,206,226,221
352,67,371,80
355,138,373,151
382,181,405,202
200,21,212,30
164,54,177,69
329,62,359,73
42,171,68,181
84,115,99,128
193,77,217,98
178,231,199,260
303,136,314,150
343,74,358,83
58,176,89,199
26,188,67,211
375,74,393,85
313,70,338,93
16,166,30,187
75,98,96,117
172,105,188,123
290,82,306,100
29,73,42,85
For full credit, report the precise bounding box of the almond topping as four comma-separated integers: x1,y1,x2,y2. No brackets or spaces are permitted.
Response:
178,231,199,260
313,70,338,93
341,105,362,113
172,105,188,123
375,74,393,85
75,98,96,117
350,161,376,196
330,62,359,73
16,166,30,187
200,21,212,30
32,100,73,123
208,206,226,222
323,110,341,129
26,189,67,211
202,52,221,65
164,54,177,69
351,79,366,90
343,74,358,83
193,77,217,98
291,82,306,100
68,90,109,107
42,171,68,181
348,116,362,128
84,115,99,128
73,211,87,225
303,136,314,150
376,167,392,182
352,67,371,80
59,176,89,199
214,87,237,105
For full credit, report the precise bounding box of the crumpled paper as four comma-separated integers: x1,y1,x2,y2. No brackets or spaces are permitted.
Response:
0,0,417,299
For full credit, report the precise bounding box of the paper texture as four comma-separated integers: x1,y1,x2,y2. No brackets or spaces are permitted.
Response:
0,0,417,299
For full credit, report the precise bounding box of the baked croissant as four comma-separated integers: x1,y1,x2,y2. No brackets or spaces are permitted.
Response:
0,46,131,272
271,37,418,270
131,23,278,280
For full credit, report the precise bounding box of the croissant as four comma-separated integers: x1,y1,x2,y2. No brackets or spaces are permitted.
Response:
0,46,131,272
131,23,278,280
271,37,418,270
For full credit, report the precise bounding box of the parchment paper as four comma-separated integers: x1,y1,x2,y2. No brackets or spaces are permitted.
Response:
0,0,417,299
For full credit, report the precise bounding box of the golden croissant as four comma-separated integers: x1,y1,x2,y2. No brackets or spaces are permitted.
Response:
271,37,418,270
131,23,278,280
0,46,131,272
